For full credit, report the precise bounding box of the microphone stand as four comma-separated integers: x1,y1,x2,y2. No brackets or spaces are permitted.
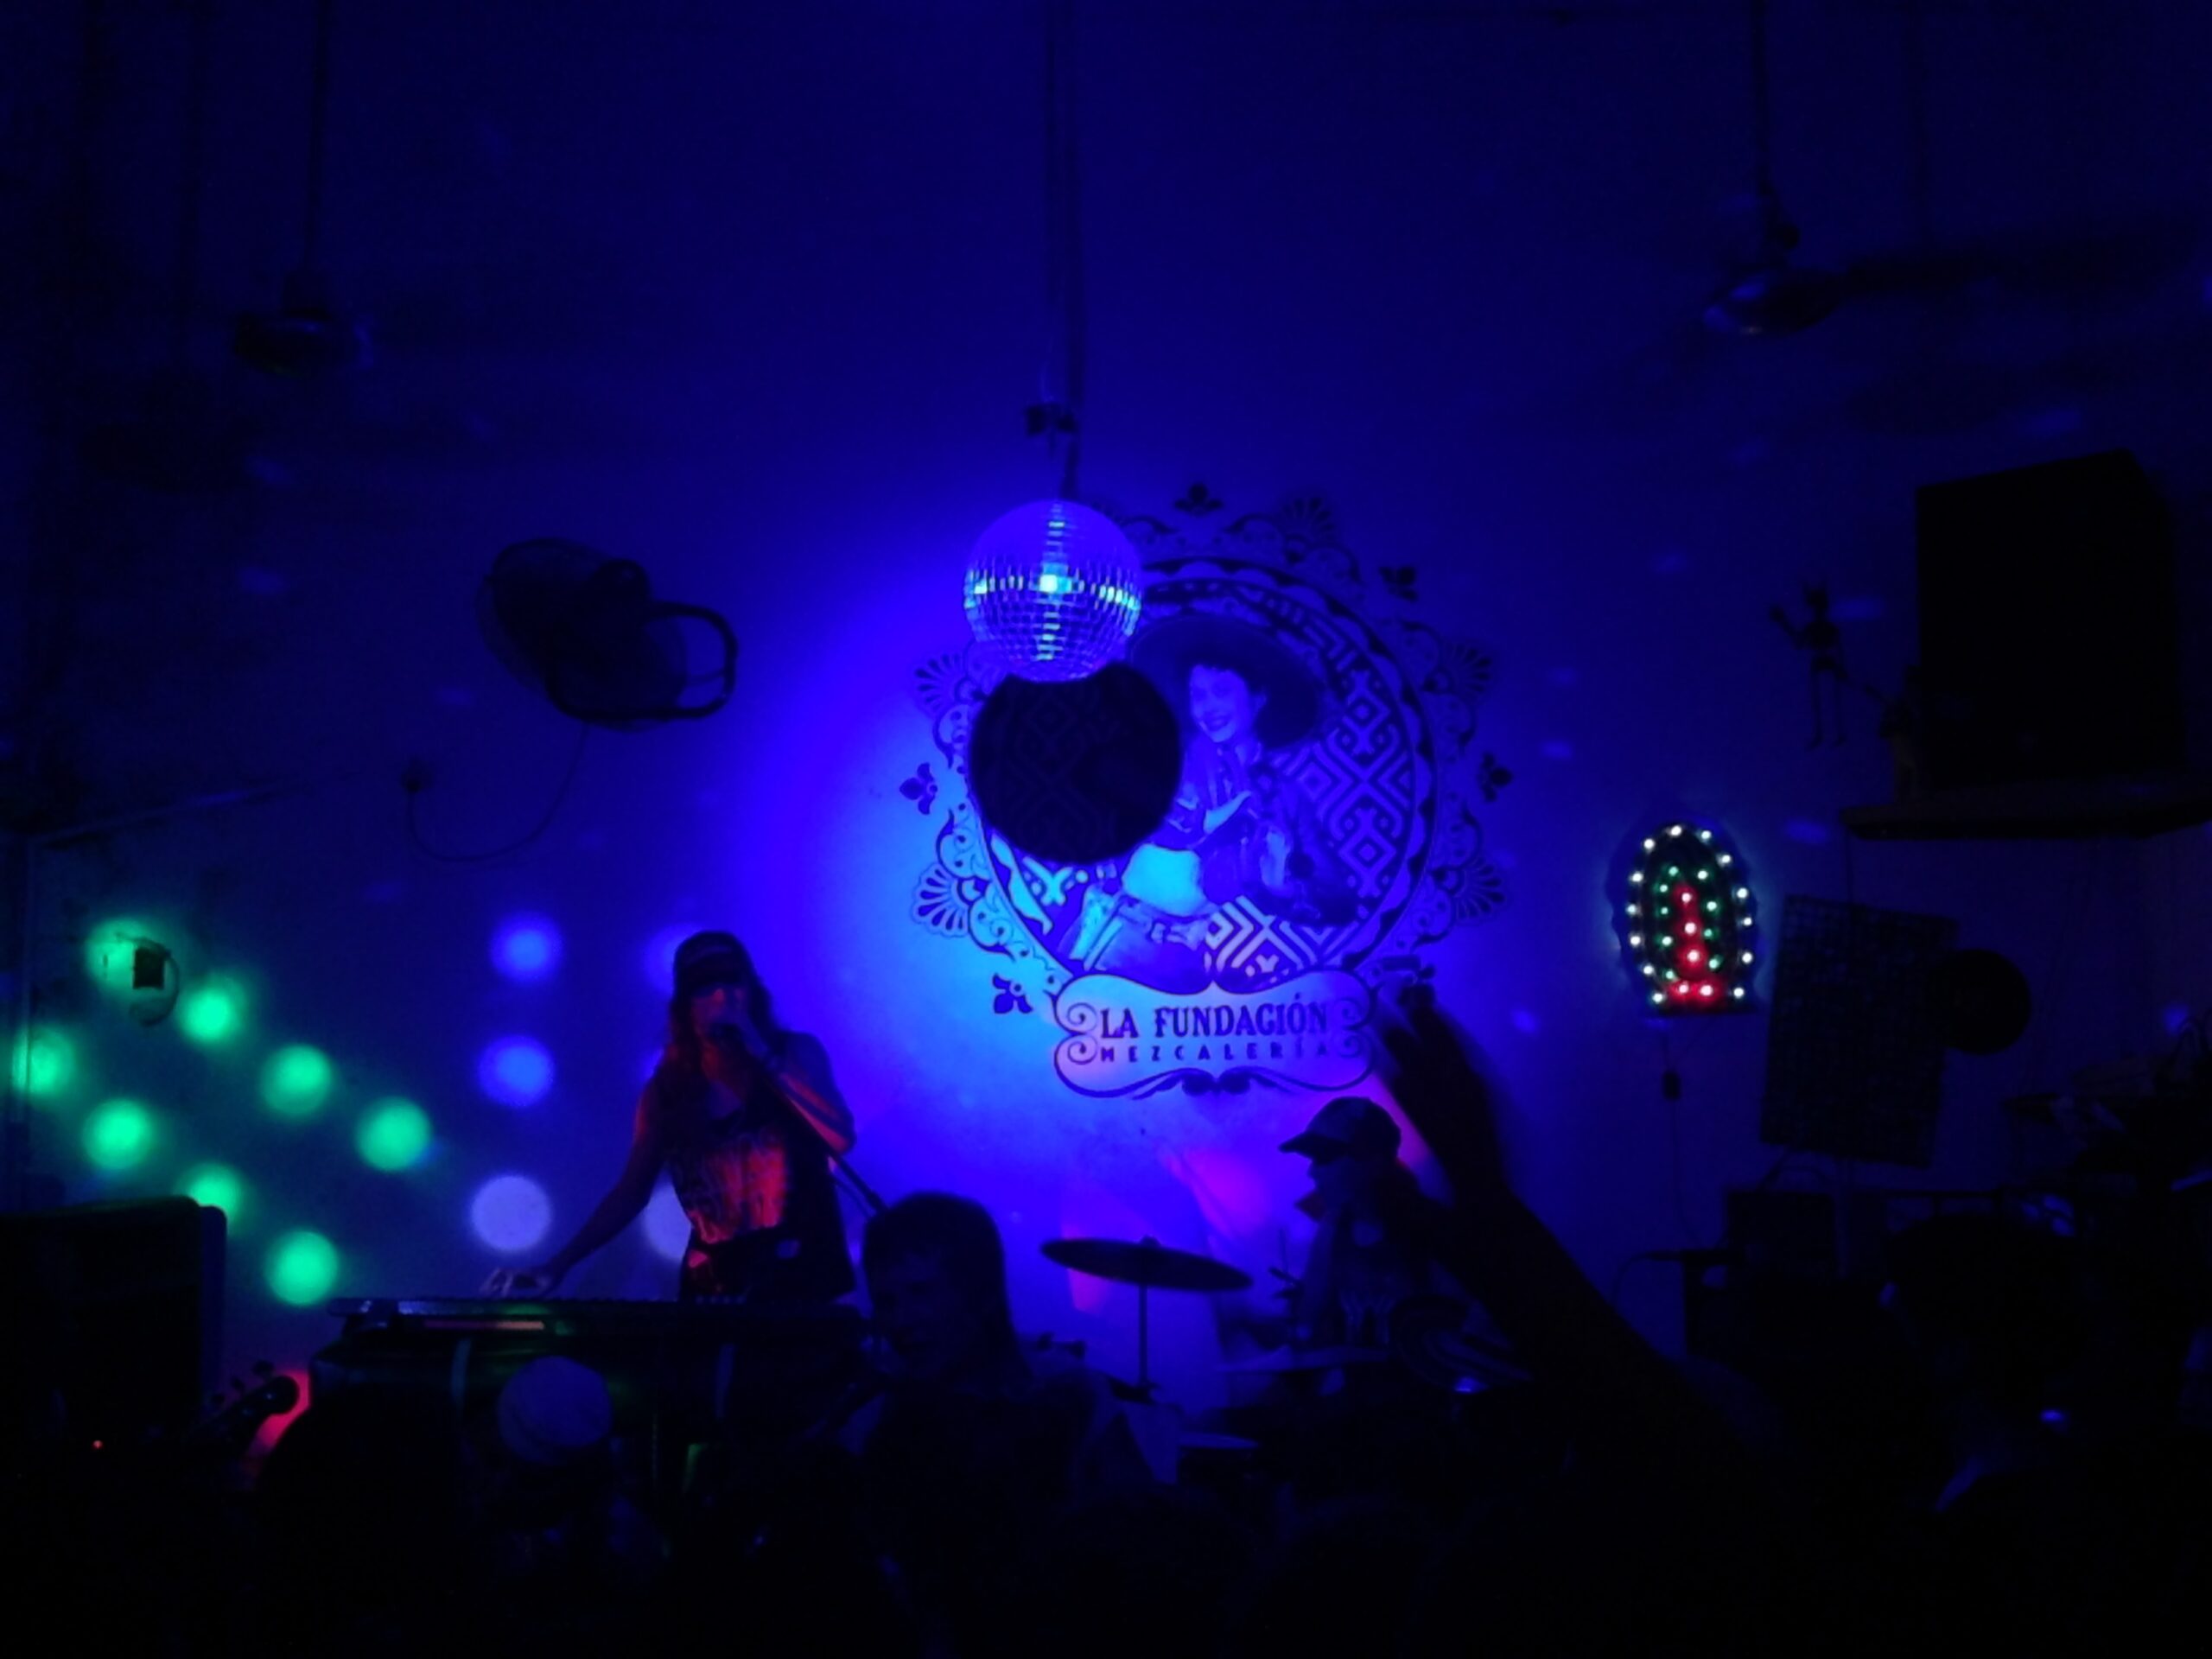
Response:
716,1024,889,1217
829,1152,889,1218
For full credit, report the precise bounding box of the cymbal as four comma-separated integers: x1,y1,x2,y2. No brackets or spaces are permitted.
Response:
1220,1345,1391,1374
1041,1236,1253,1292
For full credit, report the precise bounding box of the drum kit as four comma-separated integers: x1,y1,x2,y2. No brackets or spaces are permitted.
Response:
1040,1236,1525,1468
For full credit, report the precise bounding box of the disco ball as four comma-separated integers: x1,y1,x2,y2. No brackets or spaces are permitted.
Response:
963,499,1141,682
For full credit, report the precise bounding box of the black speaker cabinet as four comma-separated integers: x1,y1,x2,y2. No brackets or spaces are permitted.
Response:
0,1197,225,1453
1916,449,2180,793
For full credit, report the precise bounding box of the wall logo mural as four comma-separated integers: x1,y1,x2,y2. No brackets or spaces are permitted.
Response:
911,490,1503,1097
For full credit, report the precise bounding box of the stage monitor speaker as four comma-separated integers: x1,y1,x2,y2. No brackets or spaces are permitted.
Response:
1916,448,2180,793
0,1197,224,1454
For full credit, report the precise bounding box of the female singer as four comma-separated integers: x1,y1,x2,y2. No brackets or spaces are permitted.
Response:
484,931,856,1300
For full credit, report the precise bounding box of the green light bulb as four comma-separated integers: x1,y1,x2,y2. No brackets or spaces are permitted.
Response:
264,1230,340,1306
84,1099,156,1170
357,1098,431,1172
261,1046,334,1116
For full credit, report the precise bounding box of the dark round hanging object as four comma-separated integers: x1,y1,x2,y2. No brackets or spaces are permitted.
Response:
1930,949,2032,1055
967,664,1181,866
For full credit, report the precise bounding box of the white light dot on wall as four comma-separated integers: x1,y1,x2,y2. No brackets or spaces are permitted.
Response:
470,1174,552,1253
642,1182,691,1262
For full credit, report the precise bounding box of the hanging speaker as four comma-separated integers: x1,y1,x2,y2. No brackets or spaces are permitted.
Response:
1916,449,2180,793
966,664,1182,866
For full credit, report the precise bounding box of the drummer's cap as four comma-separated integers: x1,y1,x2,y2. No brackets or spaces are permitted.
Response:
673,930,753,997
1281,1096,1401,1161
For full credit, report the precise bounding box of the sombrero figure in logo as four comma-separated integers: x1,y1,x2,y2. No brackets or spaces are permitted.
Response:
1065,613,1356,991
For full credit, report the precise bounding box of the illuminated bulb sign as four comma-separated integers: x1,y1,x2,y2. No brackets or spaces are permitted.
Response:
1620,821,1755,1014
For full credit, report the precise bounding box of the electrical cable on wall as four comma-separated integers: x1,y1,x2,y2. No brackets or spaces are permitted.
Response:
1039,0,1087,499
401,723,590,866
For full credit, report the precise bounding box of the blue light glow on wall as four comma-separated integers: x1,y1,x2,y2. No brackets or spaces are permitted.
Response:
490,913,563,982
641,1182,690,1262
476,1036,555,1107
471,1173,553,1253
639,924,697,993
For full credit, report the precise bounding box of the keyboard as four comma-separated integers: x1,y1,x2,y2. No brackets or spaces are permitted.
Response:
326,1296,864,1336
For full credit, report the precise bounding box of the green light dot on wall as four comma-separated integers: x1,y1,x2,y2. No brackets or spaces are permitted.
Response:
357,1098,431,1172
178,1162,246,1220
264,1230,340,1306
260,1046,334,1116
83,1099,156,1170
10,1027,75,1101
179,978,247,1046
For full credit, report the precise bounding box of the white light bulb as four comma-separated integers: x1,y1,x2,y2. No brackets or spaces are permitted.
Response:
1718,854,1733,866
1734,887,1749,900
1698,830,1713,842
1668,825,1683,837
1629,873,1643,884
1628,934,1643,947
1643,964,1656,976
1732,987,1746,1000
1643,837,1656,850
1652,992,1667,1005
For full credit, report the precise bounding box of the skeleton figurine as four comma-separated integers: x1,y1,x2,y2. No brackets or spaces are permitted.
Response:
1770,583,1854,747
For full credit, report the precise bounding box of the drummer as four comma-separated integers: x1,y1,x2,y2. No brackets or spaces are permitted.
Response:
1281,1096,1447,1348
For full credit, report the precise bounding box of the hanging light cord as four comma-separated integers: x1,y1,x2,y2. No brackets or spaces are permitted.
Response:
1039,0,1086,500
302,0,334,274
1745,0,1795,262
169,0,215,364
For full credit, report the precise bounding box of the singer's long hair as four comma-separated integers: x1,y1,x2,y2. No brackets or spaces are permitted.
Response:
656,939,788,1109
